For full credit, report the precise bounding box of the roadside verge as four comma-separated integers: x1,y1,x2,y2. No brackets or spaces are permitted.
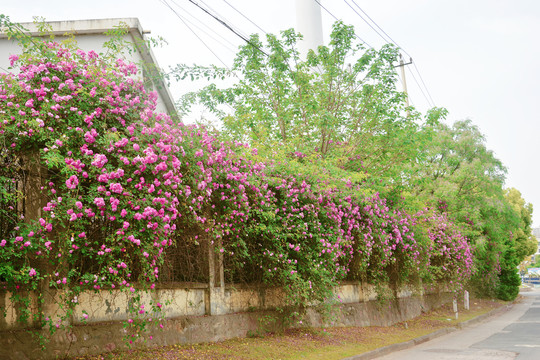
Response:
341,302,515,360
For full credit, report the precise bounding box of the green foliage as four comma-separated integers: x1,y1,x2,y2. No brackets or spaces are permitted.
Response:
0,15,534,358
527,257,540,269
177,21,432,194
496,268,521,301
410,119,506,222
399,118,530,301
505,188,537,260
0,15,177,346
175,19,535,302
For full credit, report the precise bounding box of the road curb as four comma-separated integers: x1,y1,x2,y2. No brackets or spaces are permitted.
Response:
456,303,513,329
341,302,515,360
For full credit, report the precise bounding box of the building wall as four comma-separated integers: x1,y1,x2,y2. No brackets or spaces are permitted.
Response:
0,18,174,115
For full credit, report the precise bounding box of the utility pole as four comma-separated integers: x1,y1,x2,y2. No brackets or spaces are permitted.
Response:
396,54,412,117
296,0,324,58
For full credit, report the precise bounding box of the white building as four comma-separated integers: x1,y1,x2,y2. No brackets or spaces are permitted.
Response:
0,18,176,117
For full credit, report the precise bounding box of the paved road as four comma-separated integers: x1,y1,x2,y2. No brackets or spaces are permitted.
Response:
379,289,540,360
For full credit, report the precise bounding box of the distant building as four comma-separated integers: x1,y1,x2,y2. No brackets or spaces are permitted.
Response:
0,18,176,117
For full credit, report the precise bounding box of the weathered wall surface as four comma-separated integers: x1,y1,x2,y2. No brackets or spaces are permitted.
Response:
0,283,452,360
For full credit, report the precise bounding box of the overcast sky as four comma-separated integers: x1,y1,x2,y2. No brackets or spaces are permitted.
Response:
3,0,540,226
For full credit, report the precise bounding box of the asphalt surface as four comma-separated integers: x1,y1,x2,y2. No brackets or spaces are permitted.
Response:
370,288,540,360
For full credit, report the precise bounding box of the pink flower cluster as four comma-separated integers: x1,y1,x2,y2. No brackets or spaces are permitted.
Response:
0,41,474,325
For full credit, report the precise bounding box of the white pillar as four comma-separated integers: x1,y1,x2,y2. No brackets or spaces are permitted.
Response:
296,0,324,58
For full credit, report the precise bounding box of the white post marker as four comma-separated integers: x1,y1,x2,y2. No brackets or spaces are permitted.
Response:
464,290,470,310
453,299,458,320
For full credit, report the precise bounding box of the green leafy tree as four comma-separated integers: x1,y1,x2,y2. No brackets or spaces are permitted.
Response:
176,21,436,194
410,119,506,227
174,20,536,301
505,188,537,260
407,119,532,300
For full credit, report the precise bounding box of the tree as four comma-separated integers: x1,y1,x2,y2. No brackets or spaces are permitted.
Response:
176,21,435,194
174,20,536,301
405,120,532,300
409,120,506,226
505,188,537,260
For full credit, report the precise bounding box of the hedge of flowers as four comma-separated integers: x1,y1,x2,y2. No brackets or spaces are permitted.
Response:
0,43,184,337
0,42,473,344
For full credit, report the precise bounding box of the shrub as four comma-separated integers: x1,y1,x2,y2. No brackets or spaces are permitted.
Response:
0,36,475,348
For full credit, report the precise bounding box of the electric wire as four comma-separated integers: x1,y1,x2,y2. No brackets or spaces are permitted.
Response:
197,0,257,44
165,0,435,108
346,0,436,107
312,0,372,48
156,0,239,124
199,0,248,38
167,0,239,51
221,0,267,34
397,72,415,107
349,0,404,55
412,62,435,106
186,0,268,56
343,0,388,45
406,66,433,108
159,0,230,69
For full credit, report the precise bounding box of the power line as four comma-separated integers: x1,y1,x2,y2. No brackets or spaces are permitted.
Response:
343,0,388,45
186,0,268,56
312,0,372,48
349,0,406,56
159,0,230,69
396,55,435,108
412,62,435,106
167,0,239,51
199,0,249,39
346,0,436,107
406,65,434,108
221,0,267,34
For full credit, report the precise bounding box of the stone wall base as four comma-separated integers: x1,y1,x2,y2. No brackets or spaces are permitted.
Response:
0,291,452,360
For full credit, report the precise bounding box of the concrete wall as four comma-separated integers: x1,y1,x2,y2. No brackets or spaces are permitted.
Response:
0,286,208,331
0,282,452,360
0,282,433,330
